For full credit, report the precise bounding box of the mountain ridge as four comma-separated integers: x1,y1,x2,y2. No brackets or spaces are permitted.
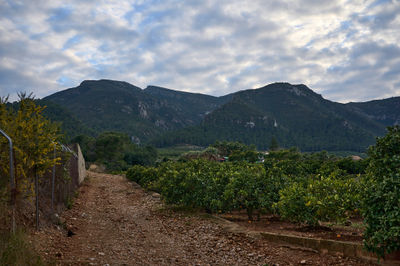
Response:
42,79,399,151
153,83,387,151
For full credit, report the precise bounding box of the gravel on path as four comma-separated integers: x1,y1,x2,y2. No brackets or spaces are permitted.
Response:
32,171,373,265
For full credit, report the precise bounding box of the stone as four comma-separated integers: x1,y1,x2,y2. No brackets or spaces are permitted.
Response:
151,192,161,198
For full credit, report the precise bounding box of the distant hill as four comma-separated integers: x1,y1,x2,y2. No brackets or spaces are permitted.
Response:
152,83,387,151
38,99,96,140
346,97,400,126
143,85,232,125
43,79,228,142
7,99,95,141
43,79,398,152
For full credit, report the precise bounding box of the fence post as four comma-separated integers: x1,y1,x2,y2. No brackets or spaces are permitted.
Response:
35,166,39,230
0,128,16,233
51,142,56,213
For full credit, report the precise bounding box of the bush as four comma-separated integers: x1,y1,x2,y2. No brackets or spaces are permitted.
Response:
276,182,317,225
124,145,158,166
276,171,361,226
190,161,230,213
156,161,202,207
126,148,365,226
336,157,368,175
126,165,158,190
362,126,400,258
223,163,267,220
74,132,158,171
129,160,278,220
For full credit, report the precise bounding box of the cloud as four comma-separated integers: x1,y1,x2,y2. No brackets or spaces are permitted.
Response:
0,0,399,102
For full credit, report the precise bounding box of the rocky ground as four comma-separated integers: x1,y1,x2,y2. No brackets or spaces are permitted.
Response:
32,171,373,265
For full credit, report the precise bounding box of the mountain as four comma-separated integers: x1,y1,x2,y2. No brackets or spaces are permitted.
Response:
346,97,400,126
42,79,397,152
7,99,95,141
38,99,96,140
43,79,227,142
143,85,232,124
153,83,387,151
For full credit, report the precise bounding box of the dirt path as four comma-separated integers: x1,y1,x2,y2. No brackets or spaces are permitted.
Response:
33,171,372,265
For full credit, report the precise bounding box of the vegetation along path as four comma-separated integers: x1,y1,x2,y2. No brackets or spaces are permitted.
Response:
33,171,372,265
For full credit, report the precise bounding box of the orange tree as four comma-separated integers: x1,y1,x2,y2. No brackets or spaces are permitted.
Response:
362,126,400,259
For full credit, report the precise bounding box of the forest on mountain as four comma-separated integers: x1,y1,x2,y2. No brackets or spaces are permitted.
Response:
40,79,399,152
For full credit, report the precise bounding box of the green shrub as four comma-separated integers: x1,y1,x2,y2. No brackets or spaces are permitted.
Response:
276,182,317,225
157,161,201,206
126,165,144,183
223,163,267,220
126,165,158,190
126,148,366,228
193,161,230,212
336,157,368,175
307,174,360,223
138,160,276,219
276,171,361,226
362,126,400,258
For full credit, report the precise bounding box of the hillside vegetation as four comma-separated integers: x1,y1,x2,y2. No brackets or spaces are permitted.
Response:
44,80,229,142
43,79,399,152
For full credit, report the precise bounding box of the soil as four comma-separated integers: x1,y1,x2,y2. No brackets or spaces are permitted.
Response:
219,213,364,242
31,171,373,265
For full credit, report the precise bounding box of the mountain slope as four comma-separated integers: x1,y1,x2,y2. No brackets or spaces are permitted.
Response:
346,97,400,126
43,79,396,152
38,99,96,140
153,83,387,151
44,80,227,141
144,85,231,124
45,80,159,140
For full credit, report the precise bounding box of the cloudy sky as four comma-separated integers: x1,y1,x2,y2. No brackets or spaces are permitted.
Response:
0,0,399,103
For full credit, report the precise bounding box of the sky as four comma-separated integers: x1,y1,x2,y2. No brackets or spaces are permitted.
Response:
0,0,399,103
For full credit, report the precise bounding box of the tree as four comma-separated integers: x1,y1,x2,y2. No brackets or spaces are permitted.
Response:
93,132,130,171
123,145,158,166
70,134,96,161
362,126,400,258
90,131,158,170
211,141,256,157
0,94,60,205
223,163,267,220
269,136,279,151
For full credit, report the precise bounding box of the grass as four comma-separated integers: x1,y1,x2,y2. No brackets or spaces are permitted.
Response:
0,229,43,266
65,190,80,210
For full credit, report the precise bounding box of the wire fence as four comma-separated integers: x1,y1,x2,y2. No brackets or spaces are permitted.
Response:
0,129,15,233
39,143,85,222
0,130,86,232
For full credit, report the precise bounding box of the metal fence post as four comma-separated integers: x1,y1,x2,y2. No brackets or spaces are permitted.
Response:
51,142,56,213
0,128,16,233
35,166,39,230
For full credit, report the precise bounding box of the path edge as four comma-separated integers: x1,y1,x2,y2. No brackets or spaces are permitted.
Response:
213,215,400,266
